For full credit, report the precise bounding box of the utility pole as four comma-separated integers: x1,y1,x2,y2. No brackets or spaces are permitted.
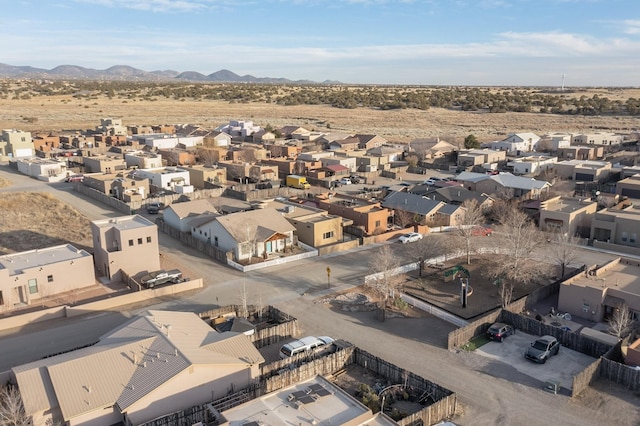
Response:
326,267,331,289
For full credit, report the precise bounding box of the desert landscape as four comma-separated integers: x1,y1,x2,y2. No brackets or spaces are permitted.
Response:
1,83,640,143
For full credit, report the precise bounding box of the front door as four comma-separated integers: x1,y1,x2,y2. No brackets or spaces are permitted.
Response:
265,241,273,253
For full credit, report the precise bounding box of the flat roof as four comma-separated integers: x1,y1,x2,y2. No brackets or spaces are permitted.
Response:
219,375,382,426
571,261,640,295
92,215,155,231
0,244,90,275
542,197,595,213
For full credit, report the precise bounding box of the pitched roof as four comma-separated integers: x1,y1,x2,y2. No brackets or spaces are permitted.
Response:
166,198,219,219
212,208,296,243
382,191,444,216
432,186,492,204
13,310,264,421
489,172,550,191
325,164,349,173
455,171,491,183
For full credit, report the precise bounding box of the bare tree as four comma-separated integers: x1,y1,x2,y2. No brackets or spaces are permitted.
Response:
413,235,447,276
609,305,633,338
0,384,30,426
454,199,485,264
197,147,219,167
394,209,415,228
367,245,405,307
242,225,258,264
239,280,249,319
546,232,583,278
489,205,546,307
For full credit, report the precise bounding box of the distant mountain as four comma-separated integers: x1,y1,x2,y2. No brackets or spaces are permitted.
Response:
0,63,332,84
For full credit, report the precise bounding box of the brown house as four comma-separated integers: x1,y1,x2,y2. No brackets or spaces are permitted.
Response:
315,194,393,235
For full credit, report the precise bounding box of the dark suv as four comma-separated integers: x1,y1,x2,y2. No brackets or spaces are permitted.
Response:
486,322,515,342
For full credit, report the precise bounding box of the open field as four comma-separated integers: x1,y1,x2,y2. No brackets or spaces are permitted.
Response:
2,88,640,143
0,192,93,254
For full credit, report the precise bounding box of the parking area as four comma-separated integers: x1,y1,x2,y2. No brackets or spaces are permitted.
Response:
475,330,596,391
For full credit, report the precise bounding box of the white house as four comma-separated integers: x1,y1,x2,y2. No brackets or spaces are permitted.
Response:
124,152,163,169
135,167,193,193
490,132,541,155
192,208,296,262
539,133,572,151
507,155,557,175
162,199,220,233
130,134,203,149
217,120,263,138
572,132,624,146
15,157,68,182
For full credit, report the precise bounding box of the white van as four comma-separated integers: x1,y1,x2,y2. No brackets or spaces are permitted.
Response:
279,336,334,359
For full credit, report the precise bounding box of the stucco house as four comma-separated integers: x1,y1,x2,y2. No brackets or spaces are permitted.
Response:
91,215,161,282
0,244,94,310
490,132,541,154
538,196,597,236
616,174,640,199
382,191,445,226
1,129,34,158
192,208,296,262
590,205,640,249
15,157,68,182
315,194,394,235
12,310,264,426
470,172,551,200
163,199,220,233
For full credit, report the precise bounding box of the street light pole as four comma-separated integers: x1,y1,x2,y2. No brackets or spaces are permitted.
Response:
326,267,331,289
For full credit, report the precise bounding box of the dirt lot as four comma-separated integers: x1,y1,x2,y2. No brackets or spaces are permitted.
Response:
0,192,93,254
2,90,640,143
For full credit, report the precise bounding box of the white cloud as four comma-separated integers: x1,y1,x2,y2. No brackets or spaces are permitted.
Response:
73,0,218,12
623,19,640,35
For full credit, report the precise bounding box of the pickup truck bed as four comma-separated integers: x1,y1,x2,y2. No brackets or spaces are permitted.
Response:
140,269,182,288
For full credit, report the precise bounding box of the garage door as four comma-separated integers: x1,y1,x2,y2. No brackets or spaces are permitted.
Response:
575,172,595,181
621,188,640,199
14,148,34,157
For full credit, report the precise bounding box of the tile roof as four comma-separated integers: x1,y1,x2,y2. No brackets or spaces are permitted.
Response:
382,191,444,216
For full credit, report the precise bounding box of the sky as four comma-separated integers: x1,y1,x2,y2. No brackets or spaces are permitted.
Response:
1,0,639,86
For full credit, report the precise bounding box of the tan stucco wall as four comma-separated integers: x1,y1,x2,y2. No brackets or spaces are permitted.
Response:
558,282,605,321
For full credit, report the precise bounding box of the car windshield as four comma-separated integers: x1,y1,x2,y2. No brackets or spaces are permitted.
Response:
532,341,549,351
488,326,501,333
403,234,412,237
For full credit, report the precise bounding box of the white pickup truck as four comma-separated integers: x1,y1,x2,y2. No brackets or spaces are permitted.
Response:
140,269,182,288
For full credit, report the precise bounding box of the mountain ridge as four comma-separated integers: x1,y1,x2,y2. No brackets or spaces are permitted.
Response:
0,63,337,84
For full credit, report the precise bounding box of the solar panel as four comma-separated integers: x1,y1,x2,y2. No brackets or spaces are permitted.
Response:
315,388,331,397
243,422,259,426
291,390,307,399
298,395,316,404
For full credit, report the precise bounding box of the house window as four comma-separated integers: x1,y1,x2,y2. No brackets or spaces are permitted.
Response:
214,236,219,247
28,279,38,294
375,220,381,228
323,231,334,239
47,275,53,283
147,236,152,243
631,233,637,244
582,303,590,313
621,232,628,242
128,239,134,246
137,238,143,245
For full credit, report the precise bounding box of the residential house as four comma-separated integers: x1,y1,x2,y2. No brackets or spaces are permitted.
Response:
152,124,177,134
217,120,262,139
538,133,571,152
12,309,264,426
427,186,494,210
251,129,277,144
382,191,445,226
218,375,396,426
83,155,126,174
91,215,160,282
265,200,348,247
616,174,640,199
203,130,232,147
554,160,612,182
1,129,34,158
163,199,220,233
0,244,94,310
507,155,557,175
621,166,640,179
590,205,640,248
558,257,640,323
316,132,354,148
538,196,597,236
409,137,457,159
366,146,404,162
278,126,312,140
262,158,298,178
181,165,227,188
557,145,604,161
457,149,506,169
315,194,394,235
158,147,198,166
96,118,128,136
572,132,624,146
59,134,96,149
82,173,149,201
349,150,387,172
125,152,163,169
131,134,203,150
32,133,61,153
263,141,301,159
354,134,387,150
227,145,269,162
434,203,466,227
134,167,193,193
328,136,360,151
490,132,541,154
473,172,551,200
15,157,68,182
191,208,295,262
127,124,154,135
321,156,357,174
196,146,226,166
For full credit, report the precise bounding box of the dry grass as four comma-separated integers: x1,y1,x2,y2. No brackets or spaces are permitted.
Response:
2,90,640,143
0,175,11,188
0,192,92,254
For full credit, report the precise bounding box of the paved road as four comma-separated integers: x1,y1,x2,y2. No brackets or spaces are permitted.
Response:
0,165,636,425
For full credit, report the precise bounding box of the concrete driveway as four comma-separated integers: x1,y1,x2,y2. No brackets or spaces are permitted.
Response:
475,331,596,391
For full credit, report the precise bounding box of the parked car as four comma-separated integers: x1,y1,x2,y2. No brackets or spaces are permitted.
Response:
486,322,515,342
147,202,162,214
140,269,183,289
339,177,352,185
525,335,560,363
399,232,423,244
65,174,84,183
423,179,436,185
472,226,493,236
349,175,361,184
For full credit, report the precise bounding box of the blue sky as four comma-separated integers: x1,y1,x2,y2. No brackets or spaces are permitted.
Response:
1,0,639,86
